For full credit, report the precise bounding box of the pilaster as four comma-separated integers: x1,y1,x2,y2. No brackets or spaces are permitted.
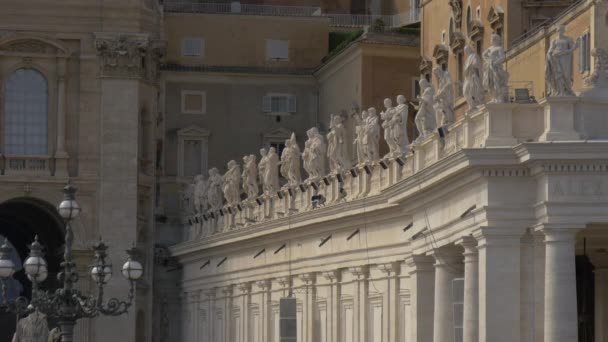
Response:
379,262,400,342
589,251,608,342
299,273,317,342
322,270,341,342
405,255,434,342
348,266,369,342
455,236,478,342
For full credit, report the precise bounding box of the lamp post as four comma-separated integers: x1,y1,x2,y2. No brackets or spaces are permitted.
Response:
0,184,143,342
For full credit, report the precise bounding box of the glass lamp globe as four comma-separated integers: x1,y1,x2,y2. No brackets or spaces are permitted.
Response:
91,265,113,283
58,198,81,220
0,239,16,278
122,259,143,281
0,258,15,278
24,256,48,283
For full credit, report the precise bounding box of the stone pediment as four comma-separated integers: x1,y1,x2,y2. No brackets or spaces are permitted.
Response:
263,127,291,140
419,55,433,75
468,20,484,41
488,5,505,31
177,126,210,138
433,44,450,65
0,35,70,56
450,31,467,54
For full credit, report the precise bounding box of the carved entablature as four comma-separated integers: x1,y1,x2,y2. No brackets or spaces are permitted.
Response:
449,0,463,28
0,35,70,58
94,33,165,81
432,44,450,67
419,55,433,78
488,5,505,34
468,19,485,42
450,31,467,54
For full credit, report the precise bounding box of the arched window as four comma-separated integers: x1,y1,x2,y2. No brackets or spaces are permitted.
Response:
466,6,472,33
4,69,48,155
449,18,454,45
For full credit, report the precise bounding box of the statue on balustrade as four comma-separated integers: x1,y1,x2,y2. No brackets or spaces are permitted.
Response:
463,44,484,112
207,167,224,211
395,95,410,150
365,107,380,163
11,309,49,342
327,114,349,174
264,147,280,193
483,33,510,103
586,48,608,88
193,174,208,214
414,78,437,143
433,66,455,126
258,148,268,193
223,160,241,206
380,98,402,158
302,127,326,181
545,25,578,96
242,154,259,200
354,109,368,165
280,133,302,188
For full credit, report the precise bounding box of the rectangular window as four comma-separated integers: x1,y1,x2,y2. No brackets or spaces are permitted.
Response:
579,32,591,73
262,94,296,114
182,38,204,57
183,140,203,177
181,91,206,114
266,39,289,60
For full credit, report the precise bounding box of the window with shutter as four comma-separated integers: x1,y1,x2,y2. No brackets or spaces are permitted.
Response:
266,40,289,60
579,32,591,73
262,94,297,114
182,38,204,57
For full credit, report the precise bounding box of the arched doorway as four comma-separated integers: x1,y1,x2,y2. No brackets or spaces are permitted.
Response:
0,197,64,341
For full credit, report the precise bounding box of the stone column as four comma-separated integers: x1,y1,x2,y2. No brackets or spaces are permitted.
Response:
322,270,341,342
300,273,317,342
456,236,478,342
256,280,272,342
534,233,546,342
191,291,201,342
205,288,217,342
349,266,369,342
590,251,608,342
475,227,524,342
379,262,400,342
520,232,535,342
238,283,252,342
223,286,234,342
541,226,579,342
405,255,435,342
56,58,68,158
431,250,463,342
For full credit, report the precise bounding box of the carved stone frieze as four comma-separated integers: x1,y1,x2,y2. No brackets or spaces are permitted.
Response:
94,33,165,81
2,40,55,54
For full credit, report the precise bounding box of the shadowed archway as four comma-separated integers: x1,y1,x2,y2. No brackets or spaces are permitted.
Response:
0,197,65,340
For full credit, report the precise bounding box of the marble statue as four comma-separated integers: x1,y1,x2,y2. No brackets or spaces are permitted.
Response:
545,25,577,96
380,98,402,157
433,66,455,126
280,133,302,188
264,147,280,193
49,328,60,342
365,107,381,163
302,127,326,181
414,78,437,142
463,44,484,112
207,167,224,210
223,160,241,206
483,33,510,103
354,109,368,165
12,310,49,342
587,48,608,87
242,154,259,200
395,95,409,150
181,182,195,215
258,148,268,192
327,114,349,174
193,175,208,214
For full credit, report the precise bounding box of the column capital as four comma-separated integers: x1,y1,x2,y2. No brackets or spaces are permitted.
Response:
405,254,435,274
237,282,252,294
348,265,369,279
277,276,292,288
321,270,341,282
299,272,316,285
455,235,477,251
473,226,527,248
535,224,583,243
255,279,272,291
221,285,234,297
204,287,217,299
378,262,401,276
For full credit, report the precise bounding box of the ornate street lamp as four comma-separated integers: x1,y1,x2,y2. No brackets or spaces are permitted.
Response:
0,184,144,342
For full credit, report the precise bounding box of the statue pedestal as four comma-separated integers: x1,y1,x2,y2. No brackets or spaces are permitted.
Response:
482,103,518,147
539,96,581,142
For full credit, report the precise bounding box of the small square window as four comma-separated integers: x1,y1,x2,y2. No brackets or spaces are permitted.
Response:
181,91,206,114
182,38,204,57
266,40,289,60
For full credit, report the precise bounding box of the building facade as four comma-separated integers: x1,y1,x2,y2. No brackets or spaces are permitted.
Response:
167,1,608,342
